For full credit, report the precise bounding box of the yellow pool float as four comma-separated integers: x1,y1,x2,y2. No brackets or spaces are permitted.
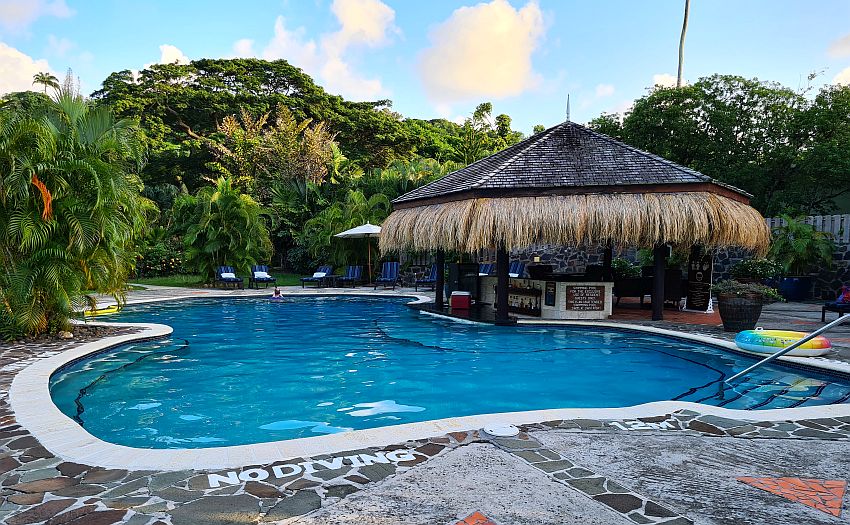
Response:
83,305,121,316
734,329,831,357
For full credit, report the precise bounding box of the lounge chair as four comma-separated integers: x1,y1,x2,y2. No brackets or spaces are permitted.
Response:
336,265,363,288
509,261,525,278
374,262,400,290
215,266,243,289
301,265,333,288
415,265,439,291
479,263,493,276
249,265,276,289
822,285,850,322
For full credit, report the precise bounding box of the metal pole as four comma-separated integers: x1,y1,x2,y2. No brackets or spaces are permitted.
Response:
652,244,667,321
496,246,509,324
726,315,850,383
434,249,445,309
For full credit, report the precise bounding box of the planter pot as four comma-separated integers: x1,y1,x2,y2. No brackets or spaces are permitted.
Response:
777,276,812,301
716,292,763,332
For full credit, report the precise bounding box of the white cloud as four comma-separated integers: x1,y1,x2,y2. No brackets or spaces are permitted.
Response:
236,0,397,100
834,66,850,86
594,83,615,98
232,38,255,58
417,0,545,105
0,42,54,95
46,34,74,56
158,44,189,65
652,73,678,88
828,33,850,58
0,0,72,33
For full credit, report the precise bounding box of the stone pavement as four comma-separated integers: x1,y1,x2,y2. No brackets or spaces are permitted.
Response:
0,286,849,524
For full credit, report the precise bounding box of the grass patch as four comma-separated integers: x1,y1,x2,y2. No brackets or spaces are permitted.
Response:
131,272,303,288
131,274,205,287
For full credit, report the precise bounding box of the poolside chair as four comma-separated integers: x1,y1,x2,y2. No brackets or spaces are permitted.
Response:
479,263,493,276
822,285,850,322
509,261,525,278
249,265,276,289
374,262,400,290
336,265,363,288
215,266,244,289
415,265,439,291
301,265,333,288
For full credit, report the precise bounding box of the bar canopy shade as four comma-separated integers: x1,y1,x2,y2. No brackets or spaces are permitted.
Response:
335,223,381,282
380,121,769,255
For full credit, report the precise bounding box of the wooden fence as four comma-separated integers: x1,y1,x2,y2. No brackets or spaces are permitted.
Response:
765,214,850,243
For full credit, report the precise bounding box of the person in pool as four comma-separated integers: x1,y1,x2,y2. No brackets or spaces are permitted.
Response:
271,286,282,300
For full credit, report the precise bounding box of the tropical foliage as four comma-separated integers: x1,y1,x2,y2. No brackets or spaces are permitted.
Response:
767,215,835,276
0,86,153,338
172,177,272,281
589,75,850,215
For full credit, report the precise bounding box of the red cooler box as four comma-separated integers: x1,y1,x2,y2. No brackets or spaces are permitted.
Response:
450,291,471,309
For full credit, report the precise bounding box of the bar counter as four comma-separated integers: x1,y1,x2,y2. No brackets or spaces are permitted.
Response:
479,276,613,320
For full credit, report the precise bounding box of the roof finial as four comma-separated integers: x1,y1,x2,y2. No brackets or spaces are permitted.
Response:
566,94,571,122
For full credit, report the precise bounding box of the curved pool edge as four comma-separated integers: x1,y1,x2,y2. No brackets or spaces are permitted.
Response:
10,293,850,472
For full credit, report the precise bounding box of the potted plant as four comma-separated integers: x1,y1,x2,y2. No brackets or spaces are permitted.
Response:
728,258,783,284
713,280,783,332
768,215,835,301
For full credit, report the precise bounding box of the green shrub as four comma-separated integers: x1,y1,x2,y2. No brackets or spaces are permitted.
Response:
712,280,784,303
729,258,783,280
611,257,640,278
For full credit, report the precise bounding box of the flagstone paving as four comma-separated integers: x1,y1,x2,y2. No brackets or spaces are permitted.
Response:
0,286,849,523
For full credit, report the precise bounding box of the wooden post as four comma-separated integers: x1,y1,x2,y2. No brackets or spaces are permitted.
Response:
496,246,510,324
652,244,667,321
434,249,445,309
602,244,613,280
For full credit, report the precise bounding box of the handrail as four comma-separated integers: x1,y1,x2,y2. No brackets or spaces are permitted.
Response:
725,314,850,383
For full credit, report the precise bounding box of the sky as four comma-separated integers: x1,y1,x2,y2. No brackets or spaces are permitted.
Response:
1,0,850,133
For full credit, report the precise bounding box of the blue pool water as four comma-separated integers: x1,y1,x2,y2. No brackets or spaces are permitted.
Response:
49,297,850,449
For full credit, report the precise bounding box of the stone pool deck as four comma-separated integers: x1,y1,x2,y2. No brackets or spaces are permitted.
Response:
0,285,848,524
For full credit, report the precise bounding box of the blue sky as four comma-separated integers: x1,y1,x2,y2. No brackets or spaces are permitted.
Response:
1,0,849,133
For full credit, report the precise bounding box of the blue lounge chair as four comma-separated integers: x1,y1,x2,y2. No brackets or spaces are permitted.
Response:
822,285,850,322
301,265,333,288
374,262,400,290
509,261,525,278
479,263,493,276
415,265,439,291
249,265,276,289
336,265,363,288
215,266,243,289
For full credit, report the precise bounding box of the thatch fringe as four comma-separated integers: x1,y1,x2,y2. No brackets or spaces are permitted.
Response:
379,193,770,255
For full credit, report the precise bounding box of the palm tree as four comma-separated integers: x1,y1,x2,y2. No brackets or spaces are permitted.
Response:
172,177,272,281
677,0,691,87
32,72,59,94
0,87,154,338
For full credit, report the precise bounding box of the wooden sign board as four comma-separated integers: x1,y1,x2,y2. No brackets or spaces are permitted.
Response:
544,281,556,306
686,251,713,312
566,285,605,311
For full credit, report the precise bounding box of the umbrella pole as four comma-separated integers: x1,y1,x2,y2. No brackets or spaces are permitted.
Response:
367,237,372,284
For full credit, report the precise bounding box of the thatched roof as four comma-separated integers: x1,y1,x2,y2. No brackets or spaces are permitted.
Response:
381,121,769,254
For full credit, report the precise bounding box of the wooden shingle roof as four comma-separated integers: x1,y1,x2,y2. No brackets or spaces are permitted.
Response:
394,121,750,206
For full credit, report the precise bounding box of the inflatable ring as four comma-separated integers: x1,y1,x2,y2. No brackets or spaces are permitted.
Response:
734,329,831,357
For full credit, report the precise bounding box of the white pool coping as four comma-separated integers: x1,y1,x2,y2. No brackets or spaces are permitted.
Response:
9,292,850,471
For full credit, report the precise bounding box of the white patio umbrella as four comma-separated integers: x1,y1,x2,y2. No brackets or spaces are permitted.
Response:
334,222,381,283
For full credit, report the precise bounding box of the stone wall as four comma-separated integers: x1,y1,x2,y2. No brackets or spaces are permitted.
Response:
495,242,850,301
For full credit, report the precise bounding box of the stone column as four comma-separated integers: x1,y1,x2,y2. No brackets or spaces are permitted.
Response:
434,249,445,308
496,246,510,324
652,244,667,321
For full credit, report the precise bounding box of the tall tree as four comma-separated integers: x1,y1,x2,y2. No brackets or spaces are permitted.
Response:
32,72,59,94
0,88,153,338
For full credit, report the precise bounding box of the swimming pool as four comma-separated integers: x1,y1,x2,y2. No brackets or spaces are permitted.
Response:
49,296,850,449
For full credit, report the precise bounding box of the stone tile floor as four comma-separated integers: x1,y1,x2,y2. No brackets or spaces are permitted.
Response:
0,285,848,523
